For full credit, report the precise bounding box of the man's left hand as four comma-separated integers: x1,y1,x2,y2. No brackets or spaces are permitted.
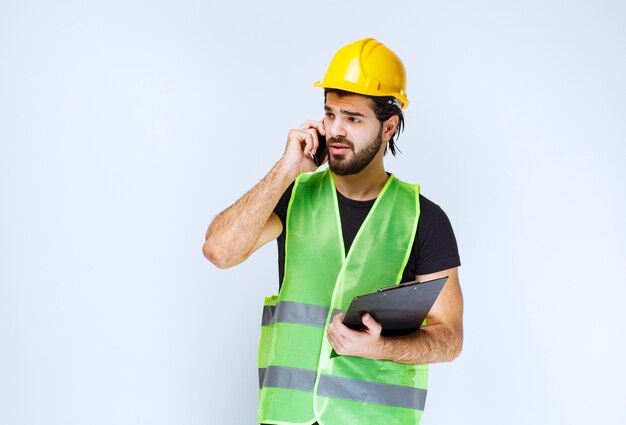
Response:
326,312,384,359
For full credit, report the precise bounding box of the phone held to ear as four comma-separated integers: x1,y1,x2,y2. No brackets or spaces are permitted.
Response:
309,132,328,167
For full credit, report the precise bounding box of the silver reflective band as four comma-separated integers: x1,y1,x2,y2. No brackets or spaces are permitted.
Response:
259,366,316,392
317,374,427,410
259,367,427,410
262,301,333,327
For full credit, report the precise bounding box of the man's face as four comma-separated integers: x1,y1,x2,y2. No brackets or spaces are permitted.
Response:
323,92,385,176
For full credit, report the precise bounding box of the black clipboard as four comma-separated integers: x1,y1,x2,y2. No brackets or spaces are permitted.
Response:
341,276,448,337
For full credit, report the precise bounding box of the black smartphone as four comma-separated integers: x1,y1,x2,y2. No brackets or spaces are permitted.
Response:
312,132,328,166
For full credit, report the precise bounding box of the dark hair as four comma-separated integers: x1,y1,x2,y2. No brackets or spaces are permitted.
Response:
324,88,405,156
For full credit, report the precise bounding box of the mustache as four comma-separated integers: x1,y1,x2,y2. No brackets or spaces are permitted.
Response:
328,136,354,149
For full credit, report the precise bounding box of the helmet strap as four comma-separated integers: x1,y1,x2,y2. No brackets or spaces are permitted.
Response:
387,98,402,108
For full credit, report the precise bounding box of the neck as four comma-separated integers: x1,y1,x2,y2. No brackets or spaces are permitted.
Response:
331,155,389,201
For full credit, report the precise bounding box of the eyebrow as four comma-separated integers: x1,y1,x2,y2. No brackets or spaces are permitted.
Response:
324,105,366,118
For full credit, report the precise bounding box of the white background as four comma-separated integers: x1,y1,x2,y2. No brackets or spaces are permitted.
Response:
1,1,625,424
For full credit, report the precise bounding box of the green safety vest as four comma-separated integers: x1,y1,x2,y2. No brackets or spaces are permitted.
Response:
258,169,425,425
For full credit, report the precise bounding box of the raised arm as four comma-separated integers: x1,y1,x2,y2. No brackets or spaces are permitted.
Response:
202,120,326,269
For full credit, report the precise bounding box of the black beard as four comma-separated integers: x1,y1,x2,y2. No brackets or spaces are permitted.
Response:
328,131,384,176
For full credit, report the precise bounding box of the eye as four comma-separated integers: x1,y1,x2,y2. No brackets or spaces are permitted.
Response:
349,117,361,123
325,112,335,119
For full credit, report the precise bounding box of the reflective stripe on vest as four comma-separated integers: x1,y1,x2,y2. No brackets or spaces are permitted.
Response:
259,365,427,410
259,366,316,392
261,301,345,327
258,169,423,425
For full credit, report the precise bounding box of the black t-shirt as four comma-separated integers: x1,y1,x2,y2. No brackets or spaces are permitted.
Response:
273,179,461,287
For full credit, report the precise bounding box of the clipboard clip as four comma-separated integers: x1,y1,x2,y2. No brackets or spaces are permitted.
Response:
377,281,421,293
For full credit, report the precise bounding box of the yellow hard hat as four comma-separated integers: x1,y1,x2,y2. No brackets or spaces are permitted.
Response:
313,38,409,109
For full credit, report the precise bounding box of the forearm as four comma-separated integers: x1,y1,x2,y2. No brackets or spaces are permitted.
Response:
203,159,296,268
377,324,463,364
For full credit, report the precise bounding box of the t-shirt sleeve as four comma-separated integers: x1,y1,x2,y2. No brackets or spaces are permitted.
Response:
412,195,461,276
274,183,295,286
274,182,295,227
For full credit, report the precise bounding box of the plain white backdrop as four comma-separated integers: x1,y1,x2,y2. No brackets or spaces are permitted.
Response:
1,1,625,424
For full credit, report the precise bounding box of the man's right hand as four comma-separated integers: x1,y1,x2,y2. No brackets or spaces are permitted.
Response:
280,119,327,179
203,119,327,269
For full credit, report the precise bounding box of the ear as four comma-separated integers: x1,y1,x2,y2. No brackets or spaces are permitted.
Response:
382,115,399,142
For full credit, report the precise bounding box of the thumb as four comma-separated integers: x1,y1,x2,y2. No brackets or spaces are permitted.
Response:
362,313,382,334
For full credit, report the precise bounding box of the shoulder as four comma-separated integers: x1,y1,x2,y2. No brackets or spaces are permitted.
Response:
274,171,329,225
296,170,329,186
419,194,448,221
417,193,456,237
391,177,446,219
413,192,461,275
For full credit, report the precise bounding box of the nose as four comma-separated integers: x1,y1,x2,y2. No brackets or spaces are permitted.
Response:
326,117,347,139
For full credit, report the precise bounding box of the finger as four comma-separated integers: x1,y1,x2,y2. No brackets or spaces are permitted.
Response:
288,130,312,159
302,128,319,155
327,331,344,353
298,120,325,134
298,121,325,152
362,313,382,335
297,120,314,130
328,320,348,342
331,313,348,333
299,131,314,157
288,131,315,165
318,118,326,136
326,327,338,348
331,320,354,340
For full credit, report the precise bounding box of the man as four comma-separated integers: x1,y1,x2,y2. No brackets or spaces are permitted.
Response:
203,38,463,425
